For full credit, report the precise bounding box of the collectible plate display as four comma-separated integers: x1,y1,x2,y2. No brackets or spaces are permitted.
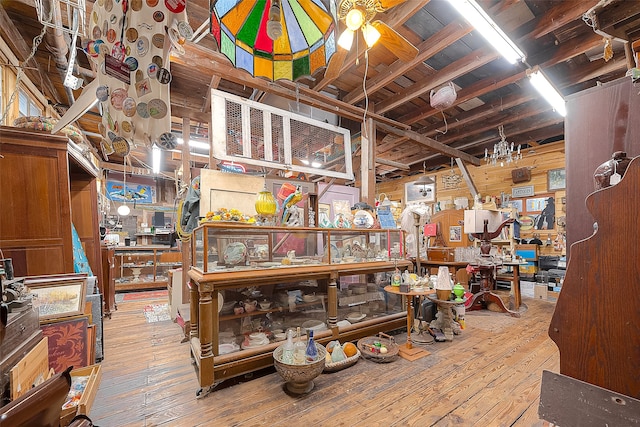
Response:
353,210,374,228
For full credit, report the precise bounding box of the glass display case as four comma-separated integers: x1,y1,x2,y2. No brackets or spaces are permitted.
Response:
188,223,410,397
192,224,404,274
114,246,181,292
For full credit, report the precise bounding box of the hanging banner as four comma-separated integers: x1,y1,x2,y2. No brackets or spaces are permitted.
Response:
106,180,154,204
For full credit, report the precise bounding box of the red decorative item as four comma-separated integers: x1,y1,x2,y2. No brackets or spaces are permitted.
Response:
424,223,437,237
41,317,89,373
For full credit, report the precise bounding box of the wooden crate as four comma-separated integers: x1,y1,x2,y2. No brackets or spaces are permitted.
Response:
60,364,102,426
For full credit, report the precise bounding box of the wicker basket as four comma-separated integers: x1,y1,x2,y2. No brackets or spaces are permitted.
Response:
357,332,399,363
323,349,361,372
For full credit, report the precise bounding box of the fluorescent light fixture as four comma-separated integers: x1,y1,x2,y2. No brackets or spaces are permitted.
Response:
177,137,210,151
447,0,525,64
527,66,566,117
152,144,161,174
338,29,354,50
362,23,381,48
300,159,323,168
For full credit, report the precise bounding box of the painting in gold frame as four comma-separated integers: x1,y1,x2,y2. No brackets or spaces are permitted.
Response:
25,275,87,321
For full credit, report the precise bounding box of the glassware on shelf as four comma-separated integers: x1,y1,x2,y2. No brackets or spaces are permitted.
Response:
282,329,294,364
293,326,306,365
305,330,318,363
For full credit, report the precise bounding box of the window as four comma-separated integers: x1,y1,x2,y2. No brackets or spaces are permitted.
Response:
18,88,41,117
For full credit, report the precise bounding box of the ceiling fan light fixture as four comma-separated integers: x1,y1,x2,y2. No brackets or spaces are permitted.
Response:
527,66,566,117
447,0,525,64
362,23,381,48
345,7,365,31
338,29,355,50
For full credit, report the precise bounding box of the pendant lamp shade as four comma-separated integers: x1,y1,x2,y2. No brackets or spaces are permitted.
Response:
211,0,337,81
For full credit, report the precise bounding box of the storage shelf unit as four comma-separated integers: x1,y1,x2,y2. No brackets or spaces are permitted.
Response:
114,246,181,292
188,223,410,394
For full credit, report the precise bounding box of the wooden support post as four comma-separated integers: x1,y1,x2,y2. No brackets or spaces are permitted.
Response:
182,116,192,305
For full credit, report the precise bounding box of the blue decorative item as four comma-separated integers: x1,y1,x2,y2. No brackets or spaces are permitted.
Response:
71,223,93,275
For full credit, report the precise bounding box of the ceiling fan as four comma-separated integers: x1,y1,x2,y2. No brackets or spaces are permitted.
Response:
324,0,419,80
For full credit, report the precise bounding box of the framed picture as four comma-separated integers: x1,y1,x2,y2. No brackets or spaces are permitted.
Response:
26,276,87,321
509,199,523,213
405,178,436,204
449,225,462,242
548,168,566,191
41,316,90,372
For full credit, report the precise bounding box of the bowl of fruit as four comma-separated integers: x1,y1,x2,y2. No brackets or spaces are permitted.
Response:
324,341,360,372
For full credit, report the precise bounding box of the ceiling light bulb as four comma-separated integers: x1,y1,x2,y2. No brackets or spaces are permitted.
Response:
345,8,365,31
267,20,283,41
338,29,354,50
362,23,381,48
117,204,130,216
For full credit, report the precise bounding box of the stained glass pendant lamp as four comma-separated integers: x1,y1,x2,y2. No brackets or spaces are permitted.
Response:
210,0,337,81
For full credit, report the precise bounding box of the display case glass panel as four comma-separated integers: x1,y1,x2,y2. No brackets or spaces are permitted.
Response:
191,223,405,273
216,279,329,356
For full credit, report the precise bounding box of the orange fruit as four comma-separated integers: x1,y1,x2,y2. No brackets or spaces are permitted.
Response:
343,342,357,358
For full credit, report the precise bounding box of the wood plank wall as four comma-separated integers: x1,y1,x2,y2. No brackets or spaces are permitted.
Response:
376,142,566,256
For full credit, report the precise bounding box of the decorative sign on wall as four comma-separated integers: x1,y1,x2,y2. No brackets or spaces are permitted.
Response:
512,185,535,198
106,181,153,204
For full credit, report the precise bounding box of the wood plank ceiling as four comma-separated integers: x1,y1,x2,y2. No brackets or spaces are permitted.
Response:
1,0,639,181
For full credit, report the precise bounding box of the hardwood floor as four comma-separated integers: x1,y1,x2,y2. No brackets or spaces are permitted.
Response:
91,296,558,426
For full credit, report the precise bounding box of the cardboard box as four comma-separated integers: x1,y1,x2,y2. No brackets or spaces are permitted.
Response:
60,364,102,426
521,281,535,298
534,284,548,300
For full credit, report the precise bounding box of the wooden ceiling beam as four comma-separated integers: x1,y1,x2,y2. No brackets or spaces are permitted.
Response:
375,157,410,170
528,0,601,39
342,19,473,104
173,44,410,130
595,1,640,33
311,0,431,92
377,122,481,166
399,69,527,124
0,5,60,105
376,47,500,114
420,92,537,138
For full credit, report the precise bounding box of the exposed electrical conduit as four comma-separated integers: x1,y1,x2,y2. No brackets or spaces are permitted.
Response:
41,0,75,106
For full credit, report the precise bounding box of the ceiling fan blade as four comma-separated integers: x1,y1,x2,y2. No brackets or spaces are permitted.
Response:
379,0,408,9
371,20,419,63
324,47,349,80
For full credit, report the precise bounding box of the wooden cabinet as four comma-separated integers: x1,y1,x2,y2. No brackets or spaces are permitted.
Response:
187,223,410,395
114,246,181,291
0,126,102,281
0,127,74,276
565,77,640,254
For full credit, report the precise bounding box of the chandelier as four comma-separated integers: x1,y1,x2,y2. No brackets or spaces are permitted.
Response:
485,125,522,167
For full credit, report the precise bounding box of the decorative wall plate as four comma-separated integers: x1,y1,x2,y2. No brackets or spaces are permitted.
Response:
223,242,247,265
